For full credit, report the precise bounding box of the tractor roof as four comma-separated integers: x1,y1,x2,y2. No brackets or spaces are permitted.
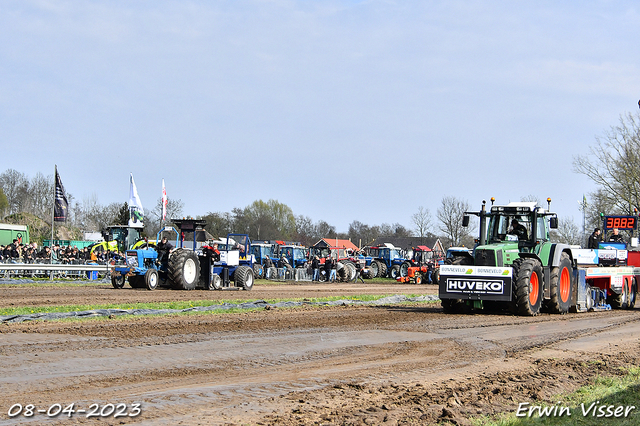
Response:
491,201,544,213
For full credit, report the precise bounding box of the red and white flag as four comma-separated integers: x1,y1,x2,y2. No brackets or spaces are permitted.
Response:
162,179,167,221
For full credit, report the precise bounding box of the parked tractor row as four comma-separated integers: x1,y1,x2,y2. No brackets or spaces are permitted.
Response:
108,218,447,290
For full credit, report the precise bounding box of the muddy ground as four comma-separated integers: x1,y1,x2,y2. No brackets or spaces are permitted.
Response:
1,280,639,425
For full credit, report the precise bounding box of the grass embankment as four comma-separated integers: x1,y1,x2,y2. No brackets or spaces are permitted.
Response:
473,367,640,426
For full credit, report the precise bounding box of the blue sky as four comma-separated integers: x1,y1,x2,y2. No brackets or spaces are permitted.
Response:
1,1,639,233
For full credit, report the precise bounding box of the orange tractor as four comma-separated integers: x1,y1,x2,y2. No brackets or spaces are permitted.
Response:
396,246,437,284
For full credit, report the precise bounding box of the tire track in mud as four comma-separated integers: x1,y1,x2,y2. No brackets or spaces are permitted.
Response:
1,295,639,425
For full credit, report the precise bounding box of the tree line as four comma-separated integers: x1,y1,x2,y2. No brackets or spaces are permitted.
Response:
3,108,639,249
0,168,472,247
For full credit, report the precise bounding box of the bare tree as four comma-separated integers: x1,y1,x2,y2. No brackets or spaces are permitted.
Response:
28,172,53,219
0,187,8,217
551,217,582,245
437,196,475,247
520,195,540,205
574,112,640,214
315,220,337,239
412,206,433,244
0,169,29,215
147,197,185,236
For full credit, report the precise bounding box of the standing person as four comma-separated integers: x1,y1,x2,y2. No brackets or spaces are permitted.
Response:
327,256,337,283
311,255,320,282
608,228,624,243
278,254,291,280
588,228,601,249
352,260,365,283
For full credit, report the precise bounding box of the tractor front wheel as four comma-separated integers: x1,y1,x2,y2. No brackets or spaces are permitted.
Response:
512,258,543,316
206,273,222,290
111,275,125,289
399,261,411,278
390,265,401,280
369,260,379,278
145,269,159,291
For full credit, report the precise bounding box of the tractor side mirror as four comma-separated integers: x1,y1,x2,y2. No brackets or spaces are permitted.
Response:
462,215,470,227
549,217,558,229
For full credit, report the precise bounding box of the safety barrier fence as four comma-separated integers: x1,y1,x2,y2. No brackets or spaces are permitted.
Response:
264,267,313,282
0,262,110,280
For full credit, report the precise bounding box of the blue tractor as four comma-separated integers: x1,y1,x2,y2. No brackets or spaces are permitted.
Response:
278,245,309,269
365,244,406,279
111,219,255,291
250,241,278,278
200,233,254,290
111,226,179,290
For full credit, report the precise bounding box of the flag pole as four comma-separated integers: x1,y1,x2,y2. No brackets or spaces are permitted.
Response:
51,165,56,245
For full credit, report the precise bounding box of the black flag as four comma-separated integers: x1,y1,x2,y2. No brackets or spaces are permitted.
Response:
54,167,68,222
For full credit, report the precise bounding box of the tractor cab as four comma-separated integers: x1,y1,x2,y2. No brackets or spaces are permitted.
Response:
460,199,558,267
405,246,433,265
278,245,309,268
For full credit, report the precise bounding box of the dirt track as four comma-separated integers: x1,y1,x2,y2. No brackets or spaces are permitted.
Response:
1,280,640,425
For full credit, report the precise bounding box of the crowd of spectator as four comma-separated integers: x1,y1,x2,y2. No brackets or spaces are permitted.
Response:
0,239,121,264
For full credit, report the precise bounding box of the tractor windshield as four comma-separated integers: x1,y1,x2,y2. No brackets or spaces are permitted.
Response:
311,247,331,258
488,214,533,243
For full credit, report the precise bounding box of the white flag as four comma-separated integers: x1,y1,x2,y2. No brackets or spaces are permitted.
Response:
128,173,144,228
162,179,167,221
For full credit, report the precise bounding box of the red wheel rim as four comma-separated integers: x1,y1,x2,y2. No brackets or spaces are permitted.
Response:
560,267,570,303
529,271,539,305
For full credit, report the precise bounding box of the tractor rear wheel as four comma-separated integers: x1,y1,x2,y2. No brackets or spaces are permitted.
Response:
609,277,631,309
235,265,254,290
111,275,125,289
512,258,543,316
377,261,388,278
169,249,201,290
145,269,159,291
369,260,379,278
338,261,356,282
253,263,264,279
547,252,573,314
431,268,440,285
628,278,637,309
399,261,411,278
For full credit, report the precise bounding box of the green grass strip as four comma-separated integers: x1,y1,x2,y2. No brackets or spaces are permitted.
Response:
472,367,640,426
0,293,431,316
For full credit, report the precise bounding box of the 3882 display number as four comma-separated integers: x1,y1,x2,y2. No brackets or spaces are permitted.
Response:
604,216,637,230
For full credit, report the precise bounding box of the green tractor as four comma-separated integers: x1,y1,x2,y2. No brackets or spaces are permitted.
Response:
439,198,575,316
88,225,154,257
